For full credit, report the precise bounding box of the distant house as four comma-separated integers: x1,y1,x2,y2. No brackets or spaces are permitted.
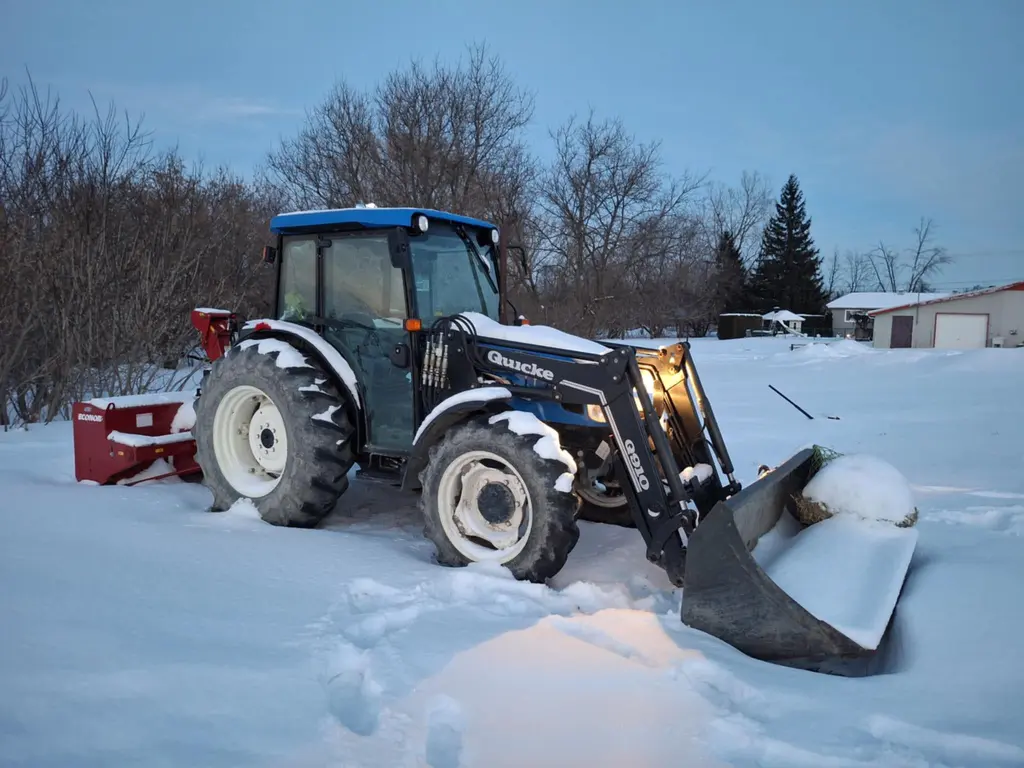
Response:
826,292,951,340
869,281,1024,349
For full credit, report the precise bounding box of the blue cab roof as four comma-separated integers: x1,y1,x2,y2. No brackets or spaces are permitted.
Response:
269,206,496,235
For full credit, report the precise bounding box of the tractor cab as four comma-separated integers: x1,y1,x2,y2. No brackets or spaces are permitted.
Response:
264,206,505,457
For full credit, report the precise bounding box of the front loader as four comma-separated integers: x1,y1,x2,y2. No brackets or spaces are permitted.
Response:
72,205,914,675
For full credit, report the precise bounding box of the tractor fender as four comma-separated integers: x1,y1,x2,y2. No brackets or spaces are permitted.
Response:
401,386,513,492
236,319,362,410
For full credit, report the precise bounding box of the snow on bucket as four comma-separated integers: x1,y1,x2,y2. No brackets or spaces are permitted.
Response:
793,447,919,528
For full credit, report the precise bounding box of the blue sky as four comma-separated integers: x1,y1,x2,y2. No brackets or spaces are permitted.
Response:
4,0,1022,289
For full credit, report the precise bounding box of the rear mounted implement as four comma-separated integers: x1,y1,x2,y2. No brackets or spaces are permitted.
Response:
71,307,236,486
73,393,199,485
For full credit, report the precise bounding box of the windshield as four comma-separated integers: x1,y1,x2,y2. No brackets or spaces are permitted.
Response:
409,223,500,321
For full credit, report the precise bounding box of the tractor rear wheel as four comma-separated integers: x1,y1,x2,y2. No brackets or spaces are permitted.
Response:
193,337,357,527
419,415,580,583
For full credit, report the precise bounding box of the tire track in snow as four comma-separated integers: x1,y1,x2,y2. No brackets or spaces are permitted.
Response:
863,714,1024,767
925,506,1024,536
666,658,894,768
671,657,1021,768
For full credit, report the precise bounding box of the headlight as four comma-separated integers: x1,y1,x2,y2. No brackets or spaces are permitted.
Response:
641,370,656,399
586,370,656,425
634,369,656,410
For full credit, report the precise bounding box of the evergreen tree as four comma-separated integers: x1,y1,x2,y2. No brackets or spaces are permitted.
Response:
713,230,748,313
747,174,829,314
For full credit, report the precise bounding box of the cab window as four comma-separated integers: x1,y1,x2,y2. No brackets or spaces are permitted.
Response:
277,237,317,321
322,234,407,325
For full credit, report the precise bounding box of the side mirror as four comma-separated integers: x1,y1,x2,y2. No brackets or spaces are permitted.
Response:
503,244,528,325
261,245,278,264
388,227,411,269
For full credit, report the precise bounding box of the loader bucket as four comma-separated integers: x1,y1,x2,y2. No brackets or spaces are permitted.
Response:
680,448,915,676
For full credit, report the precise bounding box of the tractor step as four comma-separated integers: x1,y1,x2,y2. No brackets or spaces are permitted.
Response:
355,455,404,485
355,467,403,486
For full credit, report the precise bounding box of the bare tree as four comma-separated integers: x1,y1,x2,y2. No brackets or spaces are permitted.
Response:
620,213,707,336
532,110,704,336
825,247,841,299
824,246,875,298
262,43,537,230
842,250,871,293
0,73,277,427
865,217,952,292
903,218,952,291
696,170,774,263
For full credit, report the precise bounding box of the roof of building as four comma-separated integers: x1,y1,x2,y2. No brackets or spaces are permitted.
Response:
763,310,804,322
270,206,496,235
868,280,1024,316
826,291,951,311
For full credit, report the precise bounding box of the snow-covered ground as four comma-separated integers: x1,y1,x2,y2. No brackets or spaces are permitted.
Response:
2,337,1023,767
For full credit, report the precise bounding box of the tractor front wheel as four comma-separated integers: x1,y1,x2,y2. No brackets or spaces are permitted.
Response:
419,415,580,583
193,337,357,527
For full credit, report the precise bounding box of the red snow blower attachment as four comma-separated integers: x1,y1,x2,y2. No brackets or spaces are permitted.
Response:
72,393,199,485
71,307,237,486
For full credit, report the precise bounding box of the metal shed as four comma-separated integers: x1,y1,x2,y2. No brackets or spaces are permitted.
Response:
869,281,1024,349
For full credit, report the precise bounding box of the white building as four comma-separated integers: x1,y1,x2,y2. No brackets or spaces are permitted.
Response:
869,281,1024,349
826,292,951,339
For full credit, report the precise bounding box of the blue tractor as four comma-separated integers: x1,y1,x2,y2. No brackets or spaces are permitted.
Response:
190,205,911,675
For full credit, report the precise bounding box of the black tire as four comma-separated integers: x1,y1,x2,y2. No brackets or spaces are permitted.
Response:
419,414,581,583
576,494,635,528
193,338,357,527
575,463,635,527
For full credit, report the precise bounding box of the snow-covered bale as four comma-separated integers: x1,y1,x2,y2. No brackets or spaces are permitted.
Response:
795,448,919,528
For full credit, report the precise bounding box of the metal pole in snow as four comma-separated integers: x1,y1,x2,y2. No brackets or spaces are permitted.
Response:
768,385,842,421
768,384,815,419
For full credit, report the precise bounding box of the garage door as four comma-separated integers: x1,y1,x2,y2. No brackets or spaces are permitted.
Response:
934,313,988,349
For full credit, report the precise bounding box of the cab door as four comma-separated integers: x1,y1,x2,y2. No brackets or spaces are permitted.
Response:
318,231,415,455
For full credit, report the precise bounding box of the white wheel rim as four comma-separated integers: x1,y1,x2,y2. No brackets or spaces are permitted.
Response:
212,384,287,498
436,450,533,563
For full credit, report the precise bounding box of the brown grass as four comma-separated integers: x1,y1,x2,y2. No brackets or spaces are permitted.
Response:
793,494,919,528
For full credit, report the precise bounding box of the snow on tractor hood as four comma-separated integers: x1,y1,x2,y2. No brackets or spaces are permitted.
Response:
455,313,612,358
